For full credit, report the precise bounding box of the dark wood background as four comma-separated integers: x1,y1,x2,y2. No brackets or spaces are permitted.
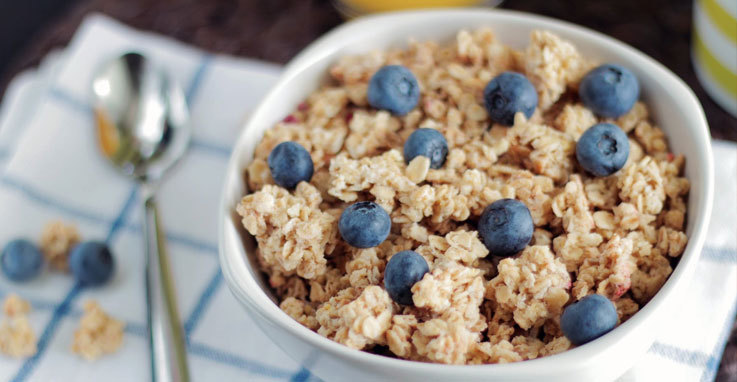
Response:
0,0,735,379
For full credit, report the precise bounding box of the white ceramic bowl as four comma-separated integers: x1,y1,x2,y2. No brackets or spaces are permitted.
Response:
219,9,714,382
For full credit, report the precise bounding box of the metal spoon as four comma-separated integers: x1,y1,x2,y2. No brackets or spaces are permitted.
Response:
92,52,191,382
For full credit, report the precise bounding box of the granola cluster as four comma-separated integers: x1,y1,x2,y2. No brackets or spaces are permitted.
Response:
236,28,689,364
0,294,37,358
40,220,80,272
71,301,125,361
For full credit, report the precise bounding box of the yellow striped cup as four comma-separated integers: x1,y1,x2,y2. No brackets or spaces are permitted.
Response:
692,0,737,116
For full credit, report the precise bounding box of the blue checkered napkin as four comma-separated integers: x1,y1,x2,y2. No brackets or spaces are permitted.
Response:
0,14,735,382
0,14,319,382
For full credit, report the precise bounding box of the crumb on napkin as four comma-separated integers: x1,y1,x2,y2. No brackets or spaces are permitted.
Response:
40,220,81,272
72,301,124,361
0,294,37,358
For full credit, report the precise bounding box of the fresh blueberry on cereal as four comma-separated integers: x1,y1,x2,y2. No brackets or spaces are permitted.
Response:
339,201,391,248
561,294,618,345
1,239,43,282
483,72,538,126
384,250,430,305
576,123,630,177
579,64,639,118
268,141,314,189
478,199,533,257
69,241,115,286
367,65,420,116
403,128,448,169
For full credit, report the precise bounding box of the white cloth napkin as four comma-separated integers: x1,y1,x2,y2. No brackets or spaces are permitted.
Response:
0,14,734,382
0,14,313,382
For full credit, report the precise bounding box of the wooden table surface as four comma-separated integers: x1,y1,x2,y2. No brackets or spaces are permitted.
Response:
0,0,735,380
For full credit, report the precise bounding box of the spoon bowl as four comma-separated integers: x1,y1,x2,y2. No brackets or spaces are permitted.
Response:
92,52,192,382
92,52,190,183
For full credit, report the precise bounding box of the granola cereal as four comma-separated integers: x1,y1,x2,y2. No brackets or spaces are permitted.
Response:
0,295,36,358
315,286,394,349
235,27,690,365
39,220,80,271
3,294,30,317
0,317,37,358
71,301,125,361
486,246,570,330
237,182,339,279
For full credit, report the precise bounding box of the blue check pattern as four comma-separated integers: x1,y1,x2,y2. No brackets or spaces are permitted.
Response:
0,54,317,382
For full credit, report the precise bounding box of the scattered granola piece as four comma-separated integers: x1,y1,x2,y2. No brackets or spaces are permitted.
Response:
0,316,37,358
40,220,80,272
71,301,124,361
3,294,30,317
0,294,36,358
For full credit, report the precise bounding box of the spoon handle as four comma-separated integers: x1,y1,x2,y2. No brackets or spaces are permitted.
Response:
143,195,190,382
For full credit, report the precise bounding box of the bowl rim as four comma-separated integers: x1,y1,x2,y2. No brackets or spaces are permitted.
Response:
218,7,714,375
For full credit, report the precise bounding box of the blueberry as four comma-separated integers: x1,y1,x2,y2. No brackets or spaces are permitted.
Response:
576,123,630,177
268,141,314,189
367,65,420,116
579,64,639,118
403,128,448,169
69,241,114,286
384,250,429,305
483,72,538,126
339,201,391,248
478,199,533,257
561,294,618,345
1,239,43,282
